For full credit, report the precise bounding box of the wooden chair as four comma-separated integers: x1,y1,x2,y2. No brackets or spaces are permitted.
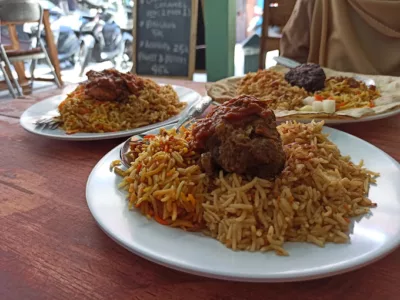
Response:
0,60,18,98
258,0,297,69
0,0,62,98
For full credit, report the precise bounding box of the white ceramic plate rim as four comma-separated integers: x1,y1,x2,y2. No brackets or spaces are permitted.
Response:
86,126,400,282
19,85,202,141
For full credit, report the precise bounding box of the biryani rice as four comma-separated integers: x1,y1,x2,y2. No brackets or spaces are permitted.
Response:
116,128,208,230
115,121,378,255
315,77,381,110
202,121,378,255
58,79,186,134
237,70,381,113
236,70,309,110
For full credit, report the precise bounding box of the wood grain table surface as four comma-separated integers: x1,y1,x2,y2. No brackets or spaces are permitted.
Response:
1,80,399,300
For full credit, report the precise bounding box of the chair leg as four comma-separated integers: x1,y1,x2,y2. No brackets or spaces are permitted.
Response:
30,59,37,87
0,46,23,96
39,41,62,88
0,62,17,98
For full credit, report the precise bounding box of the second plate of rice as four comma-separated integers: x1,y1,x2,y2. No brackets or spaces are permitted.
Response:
20,81,202,141
86,122,400,282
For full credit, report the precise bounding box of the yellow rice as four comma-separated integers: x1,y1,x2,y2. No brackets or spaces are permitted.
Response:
237,70,381,112
115,128,208,230
315,77,381,110
202,121,378,255
58,79,186,134
115,121,378,255
236,70,308,110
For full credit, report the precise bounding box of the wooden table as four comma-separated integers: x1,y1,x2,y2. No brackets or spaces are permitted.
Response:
0,81,399,300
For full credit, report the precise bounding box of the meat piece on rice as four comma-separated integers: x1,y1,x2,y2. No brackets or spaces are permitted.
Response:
192,95,286,179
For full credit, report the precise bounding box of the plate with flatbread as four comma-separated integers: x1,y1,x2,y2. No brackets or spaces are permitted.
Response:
206,65,400,124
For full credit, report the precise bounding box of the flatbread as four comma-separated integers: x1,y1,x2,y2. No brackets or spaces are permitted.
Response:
206,66,400,120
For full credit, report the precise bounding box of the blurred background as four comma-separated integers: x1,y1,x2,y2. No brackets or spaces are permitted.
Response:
0,0,292,96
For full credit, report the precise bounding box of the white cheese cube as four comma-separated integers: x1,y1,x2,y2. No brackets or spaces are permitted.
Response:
312,101,323,112
303,96,315,106
322,100,336,113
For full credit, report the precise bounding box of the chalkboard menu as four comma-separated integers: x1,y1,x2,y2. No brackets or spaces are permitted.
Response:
132,0,198,79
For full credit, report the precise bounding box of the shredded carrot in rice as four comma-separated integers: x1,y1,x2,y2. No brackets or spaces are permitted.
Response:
202,121,379,255
58,80,186,134
315,77,381,110
237,70,308,110
113,122,379,255
237,70,381,112
116,128,208,230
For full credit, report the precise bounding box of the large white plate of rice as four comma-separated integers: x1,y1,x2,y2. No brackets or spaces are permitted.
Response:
86,123,400,282
20,84,201,141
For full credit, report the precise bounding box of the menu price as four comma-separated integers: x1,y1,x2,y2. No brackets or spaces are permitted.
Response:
135,0,194,78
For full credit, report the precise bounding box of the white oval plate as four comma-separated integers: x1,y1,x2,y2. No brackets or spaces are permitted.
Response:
20,85,201,141
86,126,400,282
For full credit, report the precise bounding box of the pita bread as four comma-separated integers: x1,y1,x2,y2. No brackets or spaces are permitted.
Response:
206,66,400,120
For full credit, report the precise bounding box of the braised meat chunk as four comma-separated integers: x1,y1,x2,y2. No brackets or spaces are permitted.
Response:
191,95,285,179
84,69,144,102
285,63,326,92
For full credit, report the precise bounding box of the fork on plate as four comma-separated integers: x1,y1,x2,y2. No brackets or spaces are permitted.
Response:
33,109,61,130
34,116,61,130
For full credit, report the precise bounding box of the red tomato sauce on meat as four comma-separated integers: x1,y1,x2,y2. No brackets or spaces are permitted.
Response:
192,95,273,149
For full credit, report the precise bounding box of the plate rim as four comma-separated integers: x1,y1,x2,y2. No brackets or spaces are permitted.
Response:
86,125,400,282
19,84,202,141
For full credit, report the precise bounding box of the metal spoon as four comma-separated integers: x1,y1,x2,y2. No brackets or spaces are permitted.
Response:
119,96,215,168
353,75,376,87
175,95,213,132
273,56,301,69
119,134,145,168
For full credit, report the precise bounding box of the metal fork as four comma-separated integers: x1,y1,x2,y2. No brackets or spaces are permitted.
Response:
34,109,62,130
34,116,61,130
32,96,218,131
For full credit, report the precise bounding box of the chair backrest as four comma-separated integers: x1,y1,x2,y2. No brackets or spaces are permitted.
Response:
0,0,42,23
269,0,297,27
258,0,297,69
